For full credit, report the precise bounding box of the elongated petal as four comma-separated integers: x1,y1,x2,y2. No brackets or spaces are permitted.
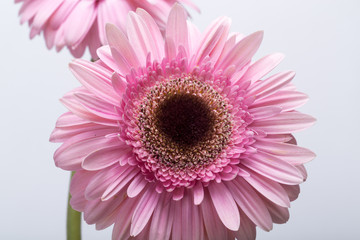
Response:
166,4,189,56
246,71,295,100
105,24,140,71
208,182,240,231
250,112,316,134
216,31,263,71
131,185,160,236
69,60,120,106
228,178,273,231
253,141,316,165
242,152,304,185
149,194,173,240
243,168,290,207
242,53,285,83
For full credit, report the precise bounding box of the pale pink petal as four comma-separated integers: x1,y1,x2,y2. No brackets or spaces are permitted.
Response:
251,91,309,111
193,181,204,205
127,173,148,198
248,106,282,120
102,166,140,201
242,152,304,185
85,164,123,200
54,129,116,170
253,141,316,165
136,8,164,59
243,168,290,207
127,12,162,62
63,0,97,47
246,71,295,100
97,46,125,75
149,194,174,240
105,24,141,72
263,198,290,224
228,178,273,231
166,3,189,56
216,31,263,71
200,191,230,239
74,92,121,120
193,16,231,65
82,144,131,171
112,197,139,240
84,194,125,225
69,60,120,106
208,182,240,231
282,184,300,201
241,53,285,84
130,184,160,236
250,112,316,134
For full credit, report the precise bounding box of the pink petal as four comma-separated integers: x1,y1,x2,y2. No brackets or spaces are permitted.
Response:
112,197,139,240
149,194,174,240
208,182,240,231
243,168,290,207
246,71,295,100
193,17,231,65
101,166,139,201
127,173,148,198
69,60,120,106
242,152,304,185
253,141,316,165
84,164,123,200
136,8,164,59
281,184,300,201
166,3,189,57
54,129,116,170
263,198,289,224
74,92,121,120
216,31,263,71
251,90,308,111
97,46,124,75
63,0,96,47
130,185,160,236
82,144,131,171
228,178,273,231
127,11,162,62
200,191,229,239
111,72,127,96
60,94,117,127
248,106,282,120
49,0,78,29
32,0,63,30
250,112,316,134
193,181,204,205
84,195,125,225
241,53,285,84
105,24,140,72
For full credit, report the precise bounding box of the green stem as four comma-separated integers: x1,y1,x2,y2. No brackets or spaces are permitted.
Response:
67,171,81,240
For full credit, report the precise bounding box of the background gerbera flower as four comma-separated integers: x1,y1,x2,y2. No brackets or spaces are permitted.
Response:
16,0,198,58
50,4,315,239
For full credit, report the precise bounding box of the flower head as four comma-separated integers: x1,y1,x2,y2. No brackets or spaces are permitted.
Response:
16,0,198,58
51,4,316,239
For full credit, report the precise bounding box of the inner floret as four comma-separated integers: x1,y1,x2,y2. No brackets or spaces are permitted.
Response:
155,93,215,147
137,77,233,169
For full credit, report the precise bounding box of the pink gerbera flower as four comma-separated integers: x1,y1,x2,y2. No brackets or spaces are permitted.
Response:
16,0,198,58
51,4,315,240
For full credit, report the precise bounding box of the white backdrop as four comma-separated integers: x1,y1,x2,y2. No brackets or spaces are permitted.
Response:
1,0,359,239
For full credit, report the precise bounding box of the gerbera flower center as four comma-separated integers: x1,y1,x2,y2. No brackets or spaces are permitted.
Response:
155,93,214,147
137,77,232,169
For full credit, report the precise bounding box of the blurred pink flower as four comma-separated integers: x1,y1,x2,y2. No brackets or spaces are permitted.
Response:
51,4,315,239
16,0,198,58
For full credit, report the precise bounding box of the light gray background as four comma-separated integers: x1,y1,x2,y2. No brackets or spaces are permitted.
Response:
1,0,359,239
